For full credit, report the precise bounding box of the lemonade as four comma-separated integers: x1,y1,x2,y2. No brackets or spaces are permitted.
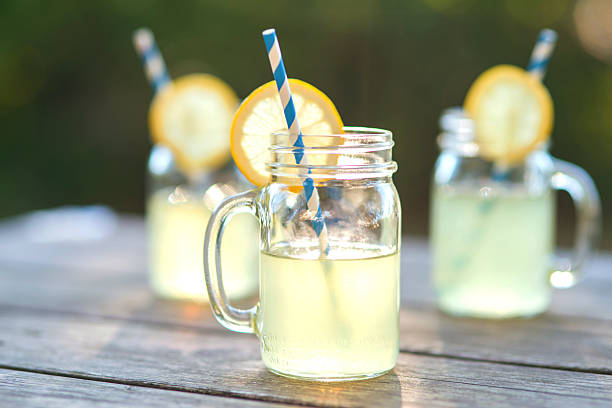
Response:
431,187,554,318
147,187,258,301
257,243,399,379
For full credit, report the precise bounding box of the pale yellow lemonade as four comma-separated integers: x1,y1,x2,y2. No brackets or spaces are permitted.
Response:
147,187,258,301
432,187,554,318
257,243,399,379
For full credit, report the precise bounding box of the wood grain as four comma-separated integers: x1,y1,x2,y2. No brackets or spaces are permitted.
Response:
2,215,612,407
2,295,611,376
0,218,611,373
0,369,301,407
399,305,612,374
1,307,612,408
0,215,146,273
0,219,610,320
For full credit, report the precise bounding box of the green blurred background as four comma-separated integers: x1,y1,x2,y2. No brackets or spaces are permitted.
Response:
1,0,611,247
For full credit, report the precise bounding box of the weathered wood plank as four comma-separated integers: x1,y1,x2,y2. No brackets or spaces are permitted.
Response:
0,369,301,407
0,257,611,373
2,299,611,376
0,235,610,323
0,215,146,273
3,282,612,378
0,218,610,320
399,305,612,374
1,307,611,408
1,216,612,375
0,261,247,328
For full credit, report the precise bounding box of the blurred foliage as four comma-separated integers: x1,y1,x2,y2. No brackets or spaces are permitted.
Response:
0,0,610,246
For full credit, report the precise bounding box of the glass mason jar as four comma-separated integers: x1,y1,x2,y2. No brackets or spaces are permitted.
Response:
146,144,258,302
204,128,400,381
430,108,601,318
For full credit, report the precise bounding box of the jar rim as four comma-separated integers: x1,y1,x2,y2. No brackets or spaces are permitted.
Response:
267,126,397,179
270,126,392,150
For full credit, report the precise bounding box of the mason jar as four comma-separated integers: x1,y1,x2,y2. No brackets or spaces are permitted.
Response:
204,127,401,381
146,144,258,302
430,108,601,318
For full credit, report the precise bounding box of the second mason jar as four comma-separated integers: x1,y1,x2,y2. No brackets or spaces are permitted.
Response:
147,144,259,302
204,127,401,381
430,108,601,319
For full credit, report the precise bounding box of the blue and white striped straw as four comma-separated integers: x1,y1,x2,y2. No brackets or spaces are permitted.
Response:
132,28,171,93
527,29,558,82
262,28,329,254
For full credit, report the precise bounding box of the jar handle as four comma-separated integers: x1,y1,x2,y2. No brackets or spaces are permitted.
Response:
550,159,601,288
204,189,259,333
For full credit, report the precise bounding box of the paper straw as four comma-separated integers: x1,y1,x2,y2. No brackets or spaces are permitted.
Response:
527,29,558,82
132,28,171,93
262,28,329,254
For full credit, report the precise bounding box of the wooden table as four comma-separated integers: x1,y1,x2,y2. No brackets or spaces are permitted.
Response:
1,214,611,407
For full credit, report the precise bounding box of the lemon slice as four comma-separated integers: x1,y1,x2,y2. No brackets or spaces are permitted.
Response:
464,65,554,163
230,79,344,187
149,73,239,172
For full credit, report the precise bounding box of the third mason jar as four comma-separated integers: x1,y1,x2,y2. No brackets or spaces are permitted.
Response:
430,108,601,319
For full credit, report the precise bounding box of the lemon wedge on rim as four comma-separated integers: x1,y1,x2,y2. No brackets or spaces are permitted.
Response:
464,65,554,163
149,73,239,173
230,79,344,187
